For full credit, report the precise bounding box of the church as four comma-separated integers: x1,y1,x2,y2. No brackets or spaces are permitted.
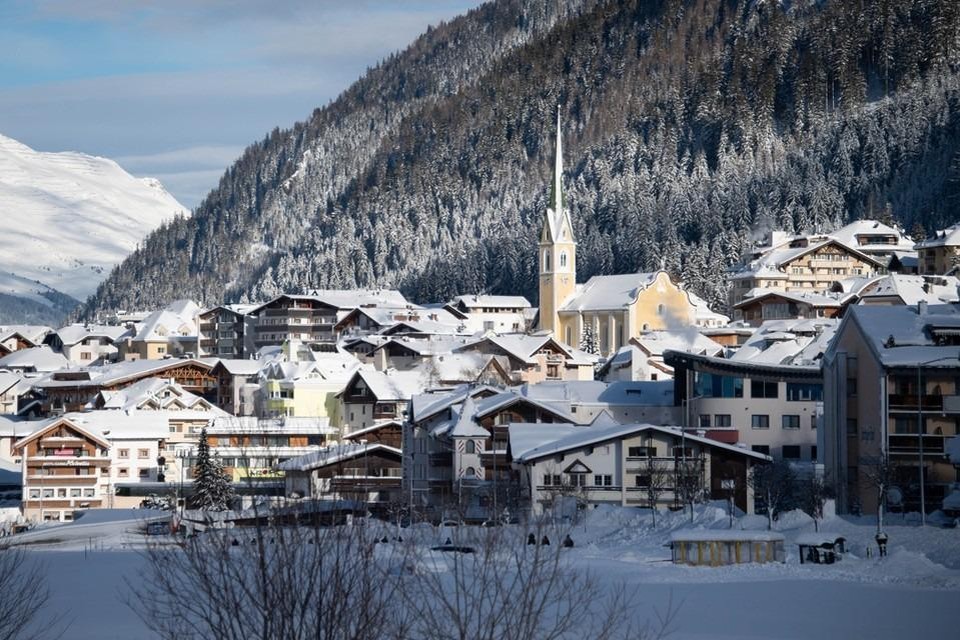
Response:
537,110,728,356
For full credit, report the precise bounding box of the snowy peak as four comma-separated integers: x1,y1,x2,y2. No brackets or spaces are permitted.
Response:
0,133,188,302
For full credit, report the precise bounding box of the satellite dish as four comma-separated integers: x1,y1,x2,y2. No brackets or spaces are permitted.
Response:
887,486,903,507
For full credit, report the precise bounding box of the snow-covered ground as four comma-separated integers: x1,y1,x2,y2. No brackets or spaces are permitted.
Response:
8,505,958,639
0,134,187,300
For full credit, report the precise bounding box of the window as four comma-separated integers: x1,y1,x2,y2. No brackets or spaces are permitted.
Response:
568,473,586,487
139,468,150,478
80,352,92,360
84,488,95,497
811,415,818,429
543,250,551,272
698,414,711,428
57,488,67,498
810,446,818,461
542,473,561,486
695,372,743,398
465,440,476,454
782,415,800,430
43,489,54,498
464,467,476,479
119,449,129,458
751,415,770,429
29,489,40,499
70,488,81,497
787,383,823,401
714,414,732,428
627,446,656,458
593,474,612,487
559,251,568,268
118,468,129,478
751,380,779,399
782,445,801,460
846,418,858,435
847,378,857,397
657,304,665,316
157,346,166,354
752,445,770,456
138,449,150,459
634,475,651,488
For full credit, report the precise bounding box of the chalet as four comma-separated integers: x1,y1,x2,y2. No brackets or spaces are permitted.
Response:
211,359,262,416
119,300,200,361
455,335,596,383
338,369,425,431
45,324,127,365
0,325,51,355
278,443,403,504
13,416,112,521
734,290,850,326
916,223,960,275
343,420,403,449
599,331,724,382
442,295,532,334
511,422,770,515
33,357,218,415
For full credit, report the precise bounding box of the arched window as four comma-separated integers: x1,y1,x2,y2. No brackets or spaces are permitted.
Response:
464,467,476,478
543,250,551,271
559,251,568,269
465,440,476,454
642,323,650,331
657,304,665,316
565,326,572,346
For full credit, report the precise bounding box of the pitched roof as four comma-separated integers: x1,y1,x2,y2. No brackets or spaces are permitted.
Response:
559,272,659,312
450,295,531,310
0,346,70,372
515,423,772,463
277,443,401,472
915,223,960,249
53,323,128,346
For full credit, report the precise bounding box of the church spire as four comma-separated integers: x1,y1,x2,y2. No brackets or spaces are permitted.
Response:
549,105,563,213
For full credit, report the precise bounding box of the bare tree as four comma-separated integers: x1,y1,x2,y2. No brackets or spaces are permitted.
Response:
127,506,413,640
0,541,61,640
400,523,676,640
749,460,796,530
642,459,671,527
797,472,833,532
862,453,896,533
674,457,705,523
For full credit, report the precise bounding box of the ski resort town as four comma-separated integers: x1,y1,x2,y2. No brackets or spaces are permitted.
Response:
2,118,959,535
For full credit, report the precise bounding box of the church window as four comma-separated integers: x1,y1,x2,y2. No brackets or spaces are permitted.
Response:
544,250,551,271
657,304,665,316
559,251,568,268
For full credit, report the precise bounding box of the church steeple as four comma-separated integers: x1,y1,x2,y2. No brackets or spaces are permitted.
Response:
538,106,577,341
549,106,563,214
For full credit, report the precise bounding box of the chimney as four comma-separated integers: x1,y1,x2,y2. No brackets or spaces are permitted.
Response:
918,300,928,315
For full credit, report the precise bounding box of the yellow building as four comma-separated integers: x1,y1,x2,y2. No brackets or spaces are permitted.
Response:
537,111,725,355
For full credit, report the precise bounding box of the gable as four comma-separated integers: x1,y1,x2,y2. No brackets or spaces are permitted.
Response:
563,459,592,474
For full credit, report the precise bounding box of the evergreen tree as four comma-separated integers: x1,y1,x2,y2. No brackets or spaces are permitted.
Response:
190,428,234,511
579,325,599,355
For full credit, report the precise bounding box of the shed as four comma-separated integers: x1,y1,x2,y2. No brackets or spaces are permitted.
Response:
668,530,785,566
796,533,847,564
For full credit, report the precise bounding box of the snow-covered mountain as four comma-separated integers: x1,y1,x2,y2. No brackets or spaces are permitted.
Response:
0,271,78,326
0,133,187,304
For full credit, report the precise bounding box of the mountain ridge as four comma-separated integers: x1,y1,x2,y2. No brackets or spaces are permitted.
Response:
78,0,960,318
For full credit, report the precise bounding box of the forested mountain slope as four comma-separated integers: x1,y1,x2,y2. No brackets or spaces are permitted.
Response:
80,0,960,318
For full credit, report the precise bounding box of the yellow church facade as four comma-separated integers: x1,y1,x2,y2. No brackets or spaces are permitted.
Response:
537,111,727,356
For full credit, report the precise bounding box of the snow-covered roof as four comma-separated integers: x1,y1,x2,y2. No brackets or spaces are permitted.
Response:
828,220,914,254
53,323,127,346
520,380,675,407
0,346,70,372
212,359,263,376
97,378,225,415
632,330,724,358
277,443,401,472
65,410,169,440
858,274,960,306
915,223,960,249
208,416,333,435
449,396,490,438
559,272,658,312
508,422,580,460
840,304,960,367
670,530,784,542
736,288,850,309
0,324,52,345
450,295,531,310
457,335,595,366
408,384,503,423
729,319,838,366
133,309,197,342
515,423,772,463
731,238,884,279
34,357,217,389
347,369,425,401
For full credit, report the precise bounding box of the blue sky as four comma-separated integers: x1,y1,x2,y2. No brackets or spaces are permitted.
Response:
0,0,481,207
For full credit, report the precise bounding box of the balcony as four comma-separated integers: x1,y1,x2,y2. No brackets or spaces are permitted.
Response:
26,475,100,485
888,434,946,456
888,394,947,411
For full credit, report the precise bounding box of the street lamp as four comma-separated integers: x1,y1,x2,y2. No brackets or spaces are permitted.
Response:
915,355,960,526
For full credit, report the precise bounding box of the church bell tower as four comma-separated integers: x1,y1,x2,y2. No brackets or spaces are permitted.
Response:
537,107,576,338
